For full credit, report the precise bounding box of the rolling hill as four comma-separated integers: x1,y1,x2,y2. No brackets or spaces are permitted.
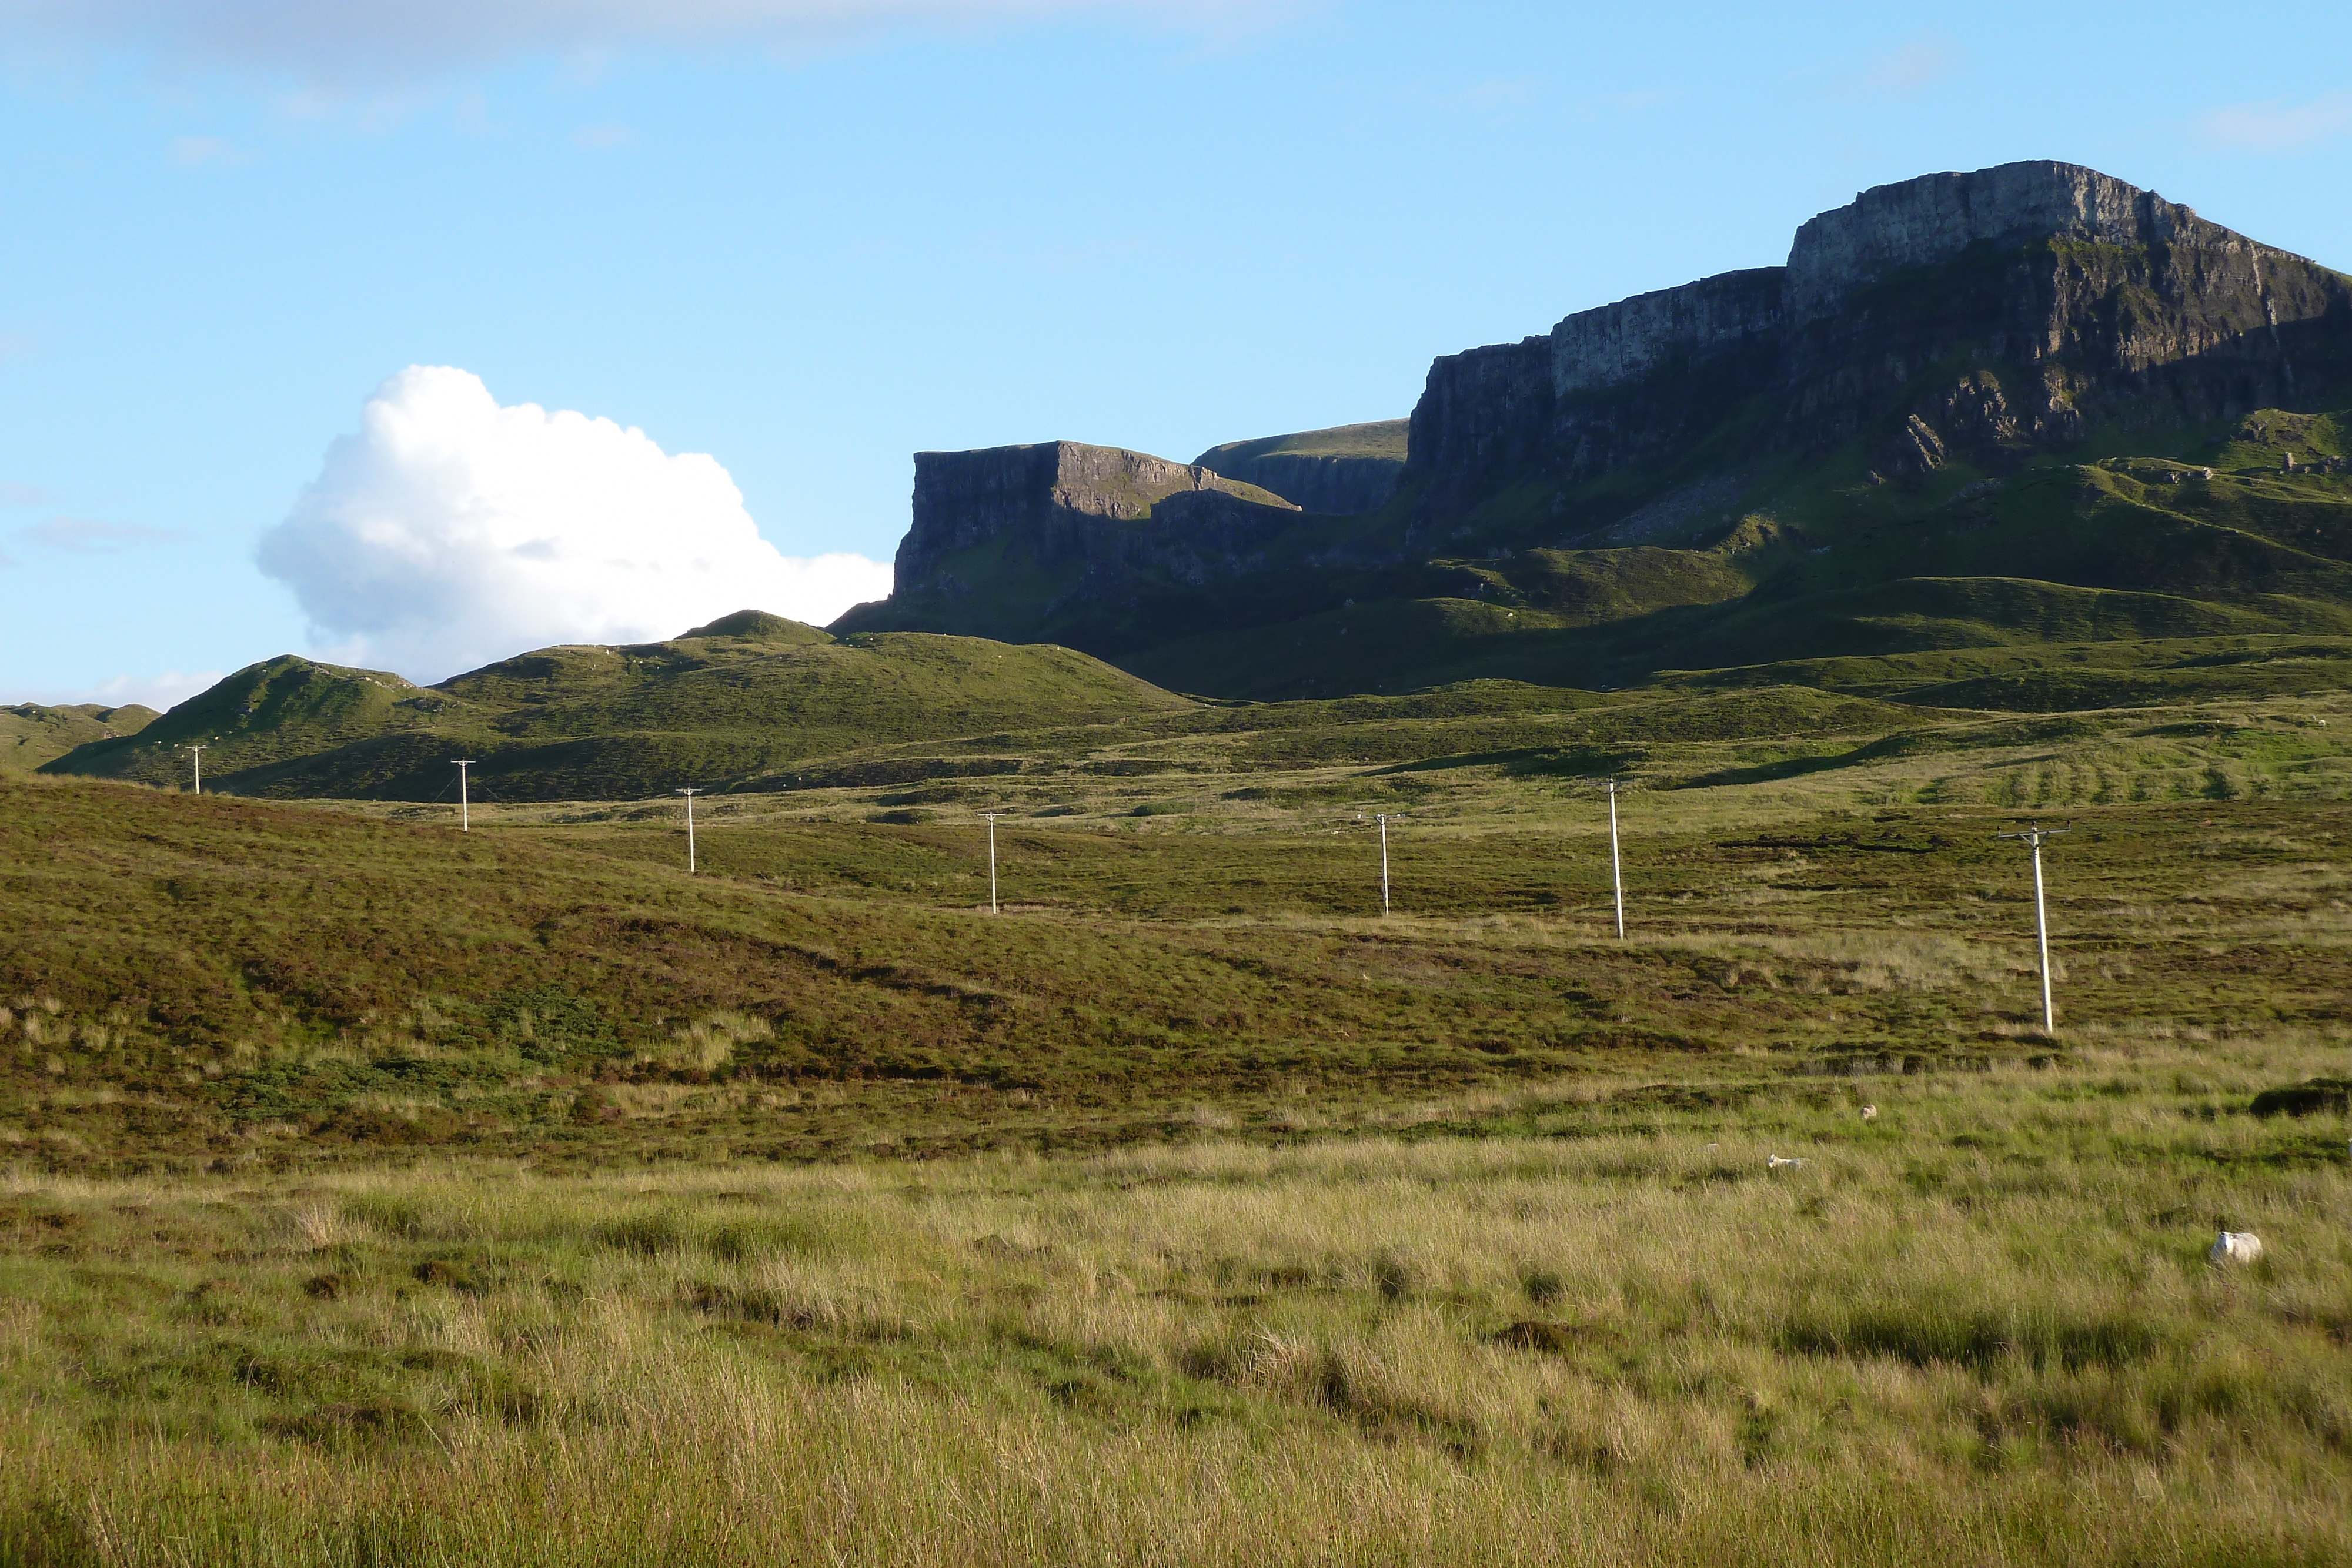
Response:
39,610,1194,801
1,701,156,773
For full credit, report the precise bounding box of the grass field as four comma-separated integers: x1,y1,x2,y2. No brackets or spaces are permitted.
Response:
4,676,2350,1563
4,1041,2349,1565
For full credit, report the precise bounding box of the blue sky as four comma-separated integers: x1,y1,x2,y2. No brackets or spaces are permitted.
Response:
3,0,2348,703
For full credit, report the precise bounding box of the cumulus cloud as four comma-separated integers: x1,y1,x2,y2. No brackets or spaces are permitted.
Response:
0,0,1288,82
257,366,893,683
2196,93,2352,151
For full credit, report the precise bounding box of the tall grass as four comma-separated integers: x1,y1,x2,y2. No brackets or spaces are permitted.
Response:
2,1036,2347,1564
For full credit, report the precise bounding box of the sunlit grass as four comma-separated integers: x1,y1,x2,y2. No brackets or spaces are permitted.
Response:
3,1035,2348,1563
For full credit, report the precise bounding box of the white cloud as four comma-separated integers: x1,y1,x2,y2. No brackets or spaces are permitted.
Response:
0,482,49,506
256,365,893,683
0,0,1288,82
2196,93,2352,151
15,670,225,711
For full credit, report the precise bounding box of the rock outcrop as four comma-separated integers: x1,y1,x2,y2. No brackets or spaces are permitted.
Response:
1407,161,2352,529
834,442,1303,642
1194,421,1408,516
840,162,2352,689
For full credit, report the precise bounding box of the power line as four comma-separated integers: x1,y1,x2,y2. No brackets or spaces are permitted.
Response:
1995,821,2072,1034
179,743,207,795
453,760,477,831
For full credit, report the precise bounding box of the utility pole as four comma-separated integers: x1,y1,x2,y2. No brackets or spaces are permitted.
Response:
1374,813,1398,916
454,760,476,831
676,788,702,873
979,813,1005,912
1996,822,2072,1034
181,744,206,795
1605,778,1626,938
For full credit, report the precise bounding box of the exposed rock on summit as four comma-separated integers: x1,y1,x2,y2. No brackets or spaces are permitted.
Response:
832,441,1304,644
839,161,2352,702
1407,161,2352,529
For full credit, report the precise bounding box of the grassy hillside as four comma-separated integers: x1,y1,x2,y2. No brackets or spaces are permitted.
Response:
1187,420,1412,516
0,701,156,773
39,613,1194,802
1121,427,2352,699
6,676,2350,1562
74,426,2352,811
6,1075,2350,1564
9,670,2352,1173
1194,418,1411,466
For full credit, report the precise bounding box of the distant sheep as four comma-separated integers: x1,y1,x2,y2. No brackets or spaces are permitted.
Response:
1766,1155,1809,1170
2210,1232,2264,1265
1859,1104,1878,1121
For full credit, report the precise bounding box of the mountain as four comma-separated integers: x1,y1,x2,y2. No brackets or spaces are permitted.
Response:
1405,159,2350,531
1,702,157,773
830,442,1300,647
39,611,1194,801
1192,420,1408,516
837,162,2352,701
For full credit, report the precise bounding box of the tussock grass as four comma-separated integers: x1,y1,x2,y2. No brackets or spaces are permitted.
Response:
5,673,2351,1558
2,1037,2349,1562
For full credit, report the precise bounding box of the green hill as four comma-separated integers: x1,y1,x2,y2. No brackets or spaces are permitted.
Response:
39,613,1195,801
1192,419,1410,514
1,701,157,773
1115,432,2352,700
1198,420,1409,465
8,670,2351,1172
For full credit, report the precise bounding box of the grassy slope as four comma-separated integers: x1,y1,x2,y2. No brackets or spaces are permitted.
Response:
8,670,2351,1172
1193,418,1411,466
4,1086,2348,1564
1124,440,2352,700
39,618,1194,802
0,701,156,773
5,679,2350,1562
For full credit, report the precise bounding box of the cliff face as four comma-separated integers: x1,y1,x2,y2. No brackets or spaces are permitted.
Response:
1408,161,2352,528
1194,422,1409,515
836,441,1304,642
887,441,1291,606
839,162,2352,695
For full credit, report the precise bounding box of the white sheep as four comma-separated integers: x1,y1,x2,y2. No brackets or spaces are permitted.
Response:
1859,1104,1878,1122
1766,1154,1809,1170
2210,1232,2264,1266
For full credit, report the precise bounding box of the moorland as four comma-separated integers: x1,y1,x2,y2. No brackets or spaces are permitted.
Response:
6,159,2352,1564
5,668,2351,1564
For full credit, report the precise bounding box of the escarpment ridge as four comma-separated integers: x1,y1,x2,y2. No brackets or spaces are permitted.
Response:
1408,161,2352,524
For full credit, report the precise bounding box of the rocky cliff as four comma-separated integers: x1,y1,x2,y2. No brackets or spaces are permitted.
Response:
833,442,1306,645
1194,421,1408,516
838,162,2352,702
1407,161,2352,531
